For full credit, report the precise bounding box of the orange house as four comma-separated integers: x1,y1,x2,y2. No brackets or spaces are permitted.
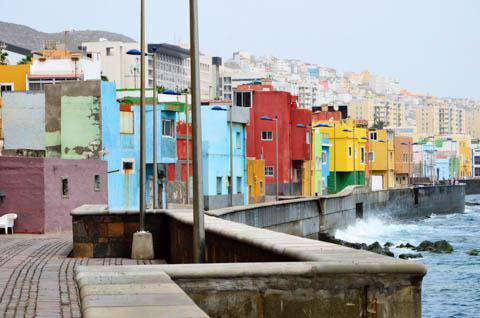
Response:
394,136,413,187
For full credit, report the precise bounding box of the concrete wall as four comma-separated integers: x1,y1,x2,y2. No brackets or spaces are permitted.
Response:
207,184,465,238
2,92,45,151
43,158,107,232
0,157,45,233
0,156,107,233
462,178,480,195
73,208,425,317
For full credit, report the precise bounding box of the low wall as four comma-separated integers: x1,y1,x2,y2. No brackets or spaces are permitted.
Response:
207,184,465,237
462,178,480,195
73,207,426,318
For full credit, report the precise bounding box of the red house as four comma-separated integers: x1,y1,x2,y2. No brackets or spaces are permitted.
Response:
235,84,311,196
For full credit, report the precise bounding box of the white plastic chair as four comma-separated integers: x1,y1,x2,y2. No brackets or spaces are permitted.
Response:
0,213,17,234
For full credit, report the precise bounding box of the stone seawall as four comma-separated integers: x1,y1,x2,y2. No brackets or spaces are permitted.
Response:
209,184,465,238
462,179,480,195
73,208,425,317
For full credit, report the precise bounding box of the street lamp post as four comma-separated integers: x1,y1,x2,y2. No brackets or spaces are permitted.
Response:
212,105,234,206
297,124,314,196
260,116,279,201
130,0,154,260
189,0,205,263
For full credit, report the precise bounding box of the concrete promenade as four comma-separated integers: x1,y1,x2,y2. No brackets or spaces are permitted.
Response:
0,234,162,318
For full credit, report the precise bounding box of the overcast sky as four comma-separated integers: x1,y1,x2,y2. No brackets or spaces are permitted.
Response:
1,0,479,99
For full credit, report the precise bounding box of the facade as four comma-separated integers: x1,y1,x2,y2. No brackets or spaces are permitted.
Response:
416,99,466,136
167,104,249,210
0,64,30,141
312,129,330,195
0,156,107,233
434,139,459,180
412,142,436,181
368,129,395,190
393,136,413,187
316,119,368,193
247,158,266,204
28,52,101,91
472,144,480,177
236,84,311,196
458,139,472,178
148,43,213,100
82,40,141,89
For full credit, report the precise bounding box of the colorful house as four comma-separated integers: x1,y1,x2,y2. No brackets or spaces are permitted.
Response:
0,64,30,141
316,118,368,193
394,136,413,187
458,139,472,178
247,158,266,204
236,84,311,197
368,129,395,190
434,138,459,180
412,142,436,181
168,104,249,210
472,143,480,177
312,129,330,195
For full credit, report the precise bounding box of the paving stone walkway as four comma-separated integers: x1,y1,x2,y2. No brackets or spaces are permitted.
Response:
0,234,163,318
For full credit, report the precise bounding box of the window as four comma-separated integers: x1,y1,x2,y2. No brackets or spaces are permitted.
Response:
475,167,480,176
348,146,352,157
361,147,365,164
120,111,134,134
234,91,252,107
0,83,13,94
61,178,69,199
475,156,480,165
162,119,174,137
369,151,375,162
265,166,274,176
122,159,134,173
106,47,114,56
216,177,222,195
259,181,264,193
261,131,273,141
369,132,378,140
94,175,100,192
316,156,322,170
237,177,242,194
236,131,241,149
322,151,328,164
306,132,310,145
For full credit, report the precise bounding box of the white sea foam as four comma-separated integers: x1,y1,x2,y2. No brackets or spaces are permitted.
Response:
334,217,420,245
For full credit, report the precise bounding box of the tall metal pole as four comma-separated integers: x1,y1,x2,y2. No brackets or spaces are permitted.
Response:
334,123,337,193
275,116,279,201
152,53,158,209
189,0,205,263
185,93,190,204
139,0,146,230
229,106,234,206
353,124,356,185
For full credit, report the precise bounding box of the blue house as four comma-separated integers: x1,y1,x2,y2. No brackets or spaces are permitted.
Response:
200,105,249,210
104,93,180,210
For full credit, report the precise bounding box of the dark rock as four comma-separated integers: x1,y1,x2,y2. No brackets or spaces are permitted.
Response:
405,243,415,249
397,243,406,248
384,242,394,248
433,240,454,253
414,240,435,252
415,240,453,253
399,253,423,260
367,242,394,257
467,249,479,256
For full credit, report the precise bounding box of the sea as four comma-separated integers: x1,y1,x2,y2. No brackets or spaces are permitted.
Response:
335,195,480,318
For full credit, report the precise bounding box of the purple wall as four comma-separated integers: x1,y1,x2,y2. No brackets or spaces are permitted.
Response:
0,157,45,233
43,158,108,233
0,157,108,233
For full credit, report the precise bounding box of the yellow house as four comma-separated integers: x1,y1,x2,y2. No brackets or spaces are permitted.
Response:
247,158,266,204
368,129,395,190
0,64,30,92
315,118,368,193
458,138,472,178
